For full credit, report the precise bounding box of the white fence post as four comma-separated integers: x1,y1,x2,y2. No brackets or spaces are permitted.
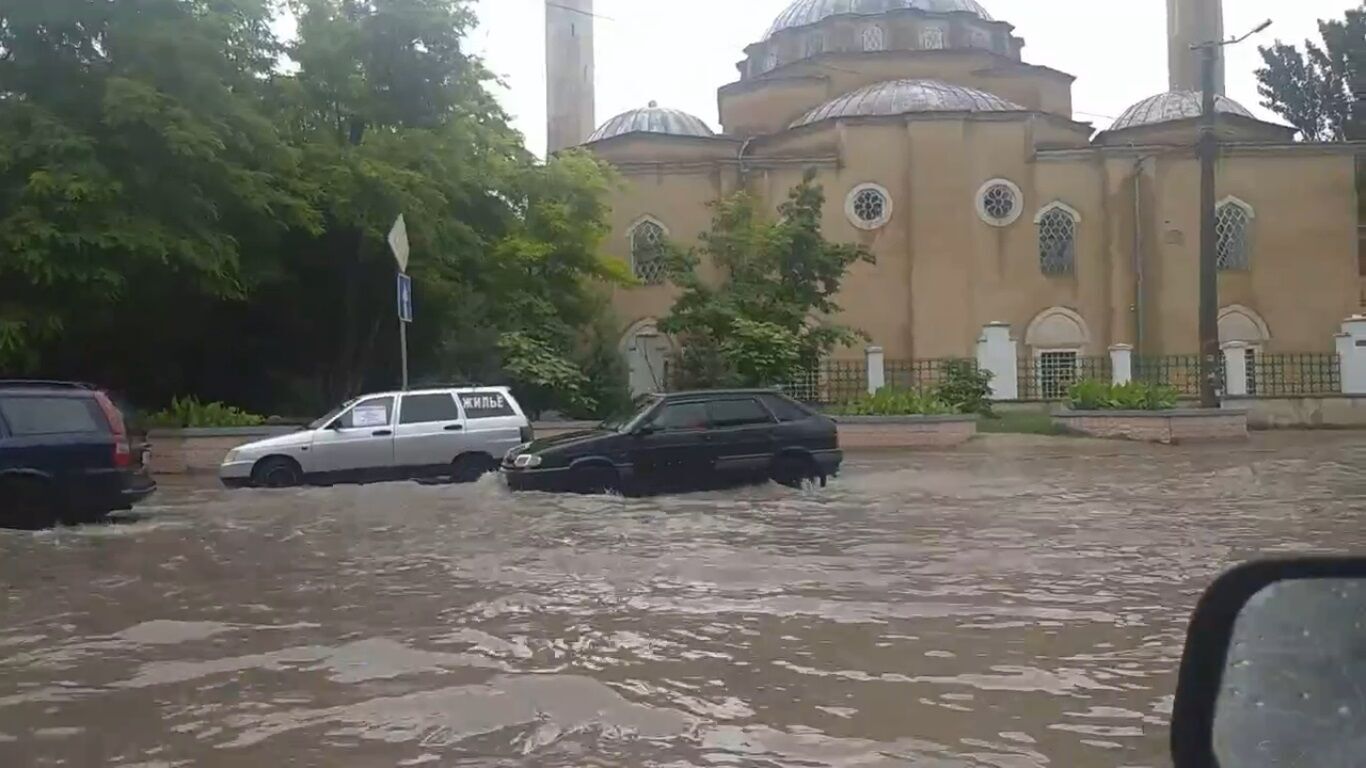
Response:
866,346,886,395
1223,342,1249,397
976,322,1019,400
1109,344,1133,386
1337,315,1366,395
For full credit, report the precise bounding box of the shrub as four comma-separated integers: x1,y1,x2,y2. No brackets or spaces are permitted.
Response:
835,387,956,416
145,397,266,428
937,361,994,416
1068,379,1177,411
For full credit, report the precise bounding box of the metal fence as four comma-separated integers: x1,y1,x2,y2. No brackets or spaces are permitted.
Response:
1134,355,1206,396
885,358,979,391
1018,355,1112,400
780,360,867,406
1248,353,1341,396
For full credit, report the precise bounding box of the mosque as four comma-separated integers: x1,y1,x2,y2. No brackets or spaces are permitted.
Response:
544,0,1363,396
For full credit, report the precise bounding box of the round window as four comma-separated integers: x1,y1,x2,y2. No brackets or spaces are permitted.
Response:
975,179,1024,226
845,183,893,230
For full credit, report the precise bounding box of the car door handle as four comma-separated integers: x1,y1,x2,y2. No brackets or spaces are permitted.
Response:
372,430,393,437
444,424,464,431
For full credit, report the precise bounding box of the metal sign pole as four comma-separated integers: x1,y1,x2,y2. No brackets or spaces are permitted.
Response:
399,289,410,392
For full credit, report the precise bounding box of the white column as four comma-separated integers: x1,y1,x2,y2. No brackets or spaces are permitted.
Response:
976,322,1019,401
1337,315,1366,395
1109,344,1134,385
866,346,886,395
1223,342,1249,397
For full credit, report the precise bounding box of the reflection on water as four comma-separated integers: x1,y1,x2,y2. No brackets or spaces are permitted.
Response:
2,433,1364,767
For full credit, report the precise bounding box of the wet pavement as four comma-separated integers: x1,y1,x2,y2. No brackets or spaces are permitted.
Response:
2,432,1365,768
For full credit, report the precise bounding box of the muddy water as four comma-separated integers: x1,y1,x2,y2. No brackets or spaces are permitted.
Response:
2,433,1364,768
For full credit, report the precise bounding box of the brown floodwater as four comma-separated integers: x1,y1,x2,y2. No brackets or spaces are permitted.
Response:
2,433,1364,768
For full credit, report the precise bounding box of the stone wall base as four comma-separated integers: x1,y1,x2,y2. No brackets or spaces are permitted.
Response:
1055,410,1248,444
836,418,978,449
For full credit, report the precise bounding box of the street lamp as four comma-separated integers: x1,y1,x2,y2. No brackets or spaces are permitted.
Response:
1193,19,1272,409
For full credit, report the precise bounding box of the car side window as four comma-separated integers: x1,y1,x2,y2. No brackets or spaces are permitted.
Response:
334,397,394,429
651,402,709,432
760,394,813,423
399,393,461,425
459,391,516,419
707,398,775,428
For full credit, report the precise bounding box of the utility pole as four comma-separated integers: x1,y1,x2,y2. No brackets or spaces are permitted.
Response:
1197,45,1219,408
1193,19,1272,409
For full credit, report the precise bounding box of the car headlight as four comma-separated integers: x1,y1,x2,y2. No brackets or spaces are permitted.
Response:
514,454,542,469
223,449,240,464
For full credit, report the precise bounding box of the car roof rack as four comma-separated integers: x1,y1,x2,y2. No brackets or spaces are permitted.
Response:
0,380,97,390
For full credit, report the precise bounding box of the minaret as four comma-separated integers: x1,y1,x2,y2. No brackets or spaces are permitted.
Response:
545,0,596,155
1168,0,1225,94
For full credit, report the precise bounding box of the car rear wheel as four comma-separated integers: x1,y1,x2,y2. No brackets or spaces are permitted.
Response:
252,457,302,488
575,465,620,495
0,477,57,529
771,454,823,490
451,454,496,483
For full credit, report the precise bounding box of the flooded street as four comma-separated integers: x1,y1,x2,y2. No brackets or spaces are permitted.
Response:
3,433,1365,768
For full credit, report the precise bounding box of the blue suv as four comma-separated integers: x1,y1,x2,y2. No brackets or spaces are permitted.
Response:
0,381,156,528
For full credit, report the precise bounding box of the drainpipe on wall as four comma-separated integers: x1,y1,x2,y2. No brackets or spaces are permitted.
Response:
1132,154,1150,356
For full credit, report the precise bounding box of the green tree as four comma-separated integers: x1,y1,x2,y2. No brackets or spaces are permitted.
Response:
0,0,315,370
1256,5,1365,141
661,170,874,388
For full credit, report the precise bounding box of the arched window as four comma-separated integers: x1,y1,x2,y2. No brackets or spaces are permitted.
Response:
861,25,885,52
629,219,667,285
1036,202,1080,276
1025,307,1090,400
920,26,945,50
1216,198,1254,271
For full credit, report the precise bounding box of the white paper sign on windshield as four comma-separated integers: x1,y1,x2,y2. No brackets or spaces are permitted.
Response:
351,405,389,428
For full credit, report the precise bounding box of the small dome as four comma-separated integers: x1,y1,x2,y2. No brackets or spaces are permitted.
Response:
766,0,993,39
793,79,1024,128
1109,91,1256,132
586,104,715,143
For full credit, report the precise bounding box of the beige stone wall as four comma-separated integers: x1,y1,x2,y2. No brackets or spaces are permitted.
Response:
596,129,1359,362
1140,150,1360,353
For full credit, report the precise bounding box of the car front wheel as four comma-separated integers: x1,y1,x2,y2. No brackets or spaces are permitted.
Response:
771,454,823,489
575,465,620,495
252,457,303,488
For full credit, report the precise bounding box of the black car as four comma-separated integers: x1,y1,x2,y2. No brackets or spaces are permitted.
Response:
0,381,157,528
503,390,842,495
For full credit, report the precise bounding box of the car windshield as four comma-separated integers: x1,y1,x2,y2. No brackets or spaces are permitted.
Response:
600,397,662,433
306,400,354,430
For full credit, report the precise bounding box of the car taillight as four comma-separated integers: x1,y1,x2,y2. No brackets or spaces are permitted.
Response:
94,391,132,468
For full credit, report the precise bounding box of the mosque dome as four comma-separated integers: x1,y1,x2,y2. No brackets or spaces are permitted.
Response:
1109,91,1256,132
586,102,715,143
793,79,1024,128
765,0,993,39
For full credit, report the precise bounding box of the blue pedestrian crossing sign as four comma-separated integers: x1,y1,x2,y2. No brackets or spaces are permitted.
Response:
397,273,414,323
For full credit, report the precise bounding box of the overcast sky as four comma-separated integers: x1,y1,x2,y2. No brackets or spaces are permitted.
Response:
468,0,1357,156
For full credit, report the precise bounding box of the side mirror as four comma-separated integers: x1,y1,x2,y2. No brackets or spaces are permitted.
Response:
633,424,657,437
327,420,345,431
1172,557,1366,768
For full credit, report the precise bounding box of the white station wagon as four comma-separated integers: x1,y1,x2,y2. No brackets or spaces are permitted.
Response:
219,387,531,488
